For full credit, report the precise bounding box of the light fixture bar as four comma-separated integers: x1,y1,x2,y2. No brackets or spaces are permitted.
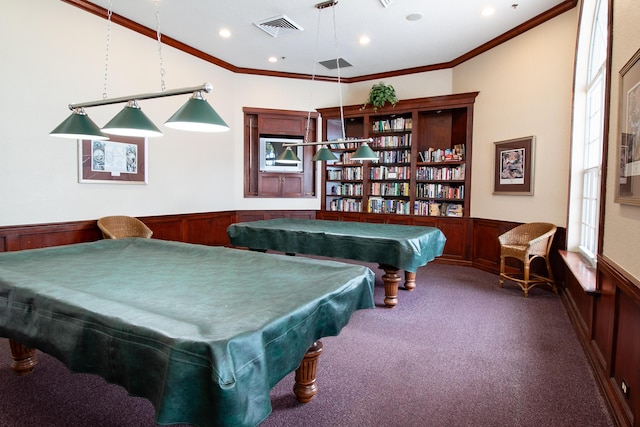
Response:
69,83,212,110
378,0,392,7
283,138,372,147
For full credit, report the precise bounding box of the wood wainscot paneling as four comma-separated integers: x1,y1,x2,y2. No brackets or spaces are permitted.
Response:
0,212,238,253
435,218,472,264
142,212,236,247
559,251,597,341
0,221,102,252
596,257,640,427
315,211,363,222
234,210,316,223
561,253,640,427
472,219,517,273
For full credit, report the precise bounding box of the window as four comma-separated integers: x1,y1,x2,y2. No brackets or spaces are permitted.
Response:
568,0,609,265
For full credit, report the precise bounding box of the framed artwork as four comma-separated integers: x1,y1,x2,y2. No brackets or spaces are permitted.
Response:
615,48,640,205
493,136,534,195
78,136,147,184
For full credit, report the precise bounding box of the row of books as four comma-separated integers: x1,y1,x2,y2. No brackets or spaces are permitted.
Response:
371,117,412,132
416,183,464,200
334,152,379,164
378,149,411,163
370,135,411,148
418,145,465,162
370,182,411,197
328,198,362,212
367,198,412,215
328,183,363,196
414,201,464,217
327,166,363,180
328,138,368,149
370,166,410,180
416,164,465,180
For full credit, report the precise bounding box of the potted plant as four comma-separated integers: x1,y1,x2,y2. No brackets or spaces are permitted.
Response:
363,81,398,111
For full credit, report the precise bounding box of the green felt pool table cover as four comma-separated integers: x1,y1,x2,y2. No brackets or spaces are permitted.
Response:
227,218,447,272
0,238,375,427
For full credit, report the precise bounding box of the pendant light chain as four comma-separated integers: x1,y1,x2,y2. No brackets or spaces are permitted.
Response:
331,5,347,141
305,9,323,144
102,0,113,100
154,0,166,92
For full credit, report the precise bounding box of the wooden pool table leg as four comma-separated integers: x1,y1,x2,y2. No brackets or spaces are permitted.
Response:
293,340,323,403
379,264,401,308
8,339,38,375
404,271,417,291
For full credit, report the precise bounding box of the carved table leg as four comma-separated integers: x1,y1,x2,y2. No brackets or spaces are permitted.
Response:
8,339,38,376
379,264,401,308
404,271,417,291
293,340,323,403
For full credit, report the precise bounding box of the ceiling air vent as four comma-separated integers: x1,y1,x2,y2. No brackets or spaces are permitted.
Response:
254,15,304,38
318,58,353,70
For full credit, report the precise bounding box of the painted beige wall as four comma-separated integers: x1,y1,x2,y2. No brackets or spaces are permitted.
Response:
0,1,453,225
1,1,237,225
452,9,579,225
603,0,640,279
2,1,587,239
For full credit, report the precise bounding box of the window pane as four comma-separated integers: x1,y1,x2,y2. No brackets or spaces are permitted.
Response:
577,0,607,261
580,167,599,257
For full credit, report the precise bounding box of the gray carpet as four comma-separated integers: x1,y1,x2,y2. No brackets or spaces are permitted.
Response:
0,262,615,427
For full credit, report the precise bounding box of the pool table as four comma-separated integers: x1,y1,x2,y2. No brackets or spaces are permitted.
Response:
227,218,446,307
0,238,374,427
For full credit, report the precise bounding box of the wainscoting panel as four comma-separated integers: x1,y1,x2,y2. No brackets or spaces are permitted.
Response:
562,255,640,427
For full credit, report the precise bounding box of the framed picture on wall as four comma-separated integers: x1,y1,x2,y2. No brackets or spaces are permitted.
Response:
615,48,640,205
78,136,147,184
493,136,534,195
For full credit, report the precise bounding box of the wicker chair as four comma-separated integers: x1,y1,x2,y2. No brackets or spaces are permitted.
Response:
97,216,153,239
498,222,557,297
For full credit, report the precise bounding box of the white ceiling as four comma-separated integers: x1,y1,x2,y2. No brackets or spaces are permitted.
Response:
84,0,569,79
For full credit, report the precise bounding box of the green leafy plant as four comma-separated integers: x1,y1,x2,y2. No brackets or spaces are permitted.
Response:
363,82,398,111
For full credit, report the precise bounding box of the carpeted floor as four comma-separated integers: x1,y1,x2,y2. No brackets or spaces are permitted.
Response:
0,262,615,427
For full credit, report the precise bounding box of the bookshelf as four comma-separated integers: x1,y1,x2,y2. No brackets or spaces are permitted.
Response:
318,92,478,218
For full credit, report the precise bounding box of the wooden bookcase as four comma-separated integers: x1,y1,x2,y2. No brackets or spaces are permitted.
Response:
317,92,478,218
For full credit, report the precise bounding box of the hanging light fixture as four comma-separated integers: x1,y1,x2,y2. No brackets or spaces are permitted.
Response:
351,142,379,161
312,145,339,161
276,0,375,164
50,108,108,140
50,0,228,140
101,100,162,137
276,147,302,164
165,90,229,132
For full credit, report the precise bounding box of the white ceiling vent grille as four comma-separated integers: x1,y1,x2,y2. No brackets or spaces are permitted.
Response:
254,15,304,38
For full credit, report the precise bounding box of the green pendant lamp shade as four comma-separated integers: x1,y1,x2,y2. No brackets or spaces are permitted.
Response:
165,92,230,132
101,100,163,138
351,142,378,161
276,147,301,163
50,108,109,140
312,145,338,161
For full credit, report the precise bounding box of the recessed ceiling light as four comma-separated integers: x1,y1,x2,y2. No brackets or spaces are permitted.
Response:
219,28,231,38
359,35,370,45
406,13,423,21
268,56,278,63
481,7,495,16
